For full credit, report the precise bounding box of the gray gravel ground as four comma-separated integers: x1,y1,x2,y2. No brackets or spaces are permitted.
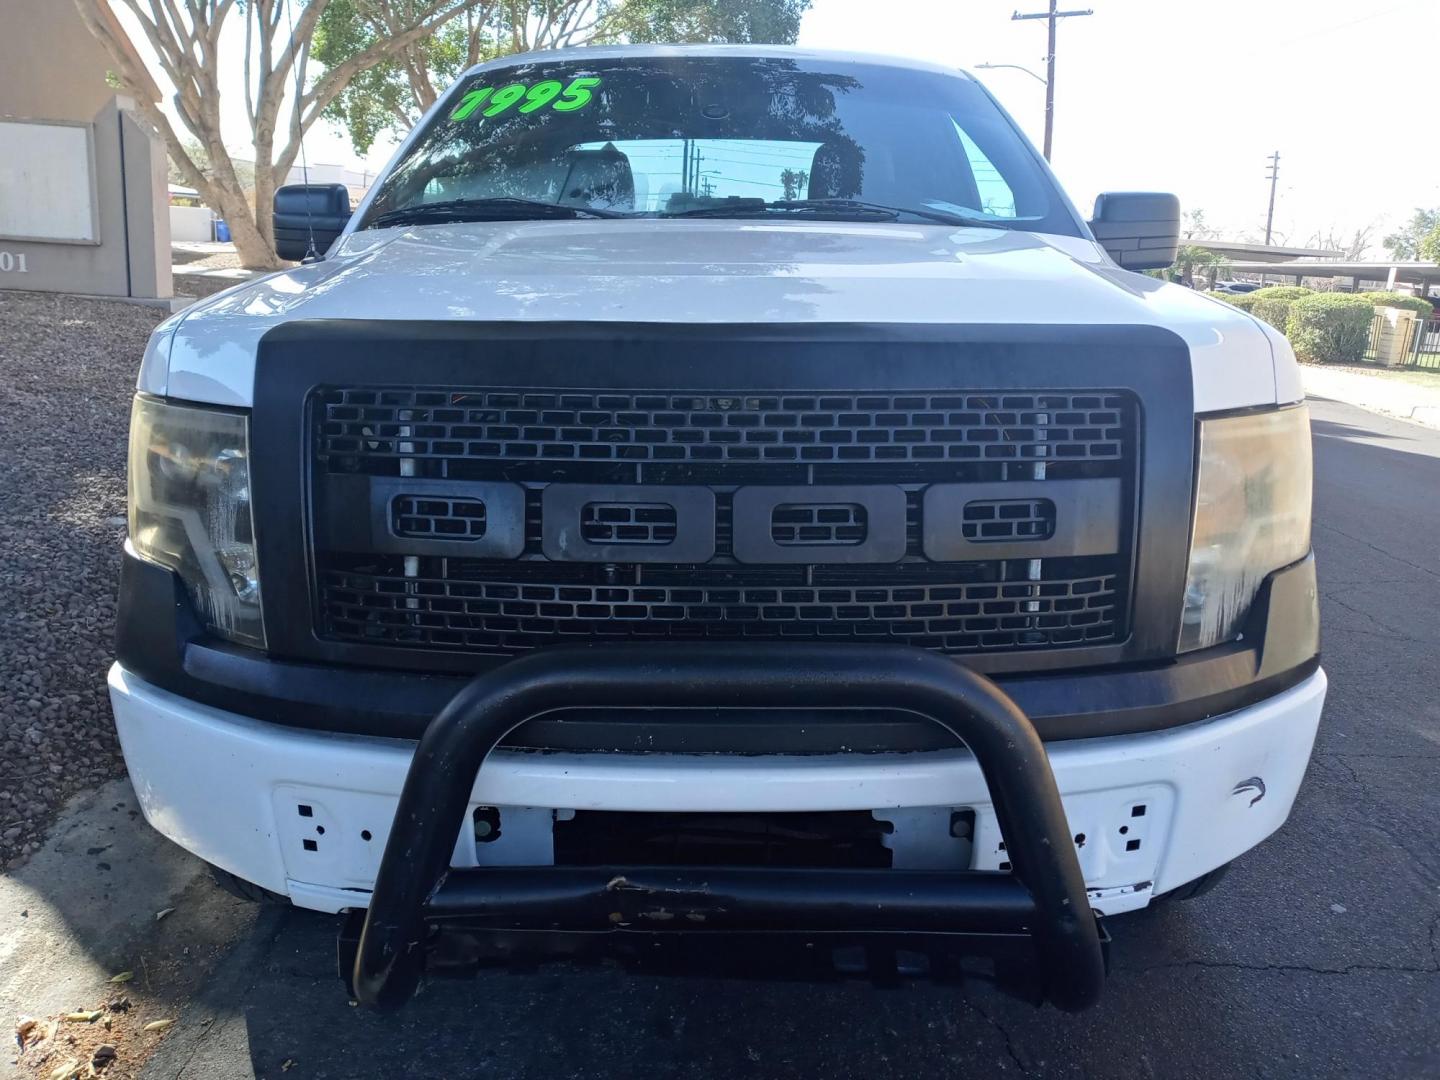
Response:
0,290,163,868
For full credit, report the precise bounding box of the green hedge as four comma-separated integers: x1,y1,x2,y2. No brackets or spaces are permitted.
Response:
1210,291,1259,311
1249,285,1313,301
1286,294,1375,363
1356,291,1435,318
1252,295,1302,331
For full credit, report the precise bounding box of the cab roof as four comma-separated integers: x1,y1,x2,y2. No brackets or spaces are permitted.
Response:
461,43,974,82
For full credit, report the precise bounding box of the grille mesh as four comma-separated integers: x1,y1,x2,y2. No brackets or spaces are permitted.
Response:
319,557,1123,655
316,387,1131,473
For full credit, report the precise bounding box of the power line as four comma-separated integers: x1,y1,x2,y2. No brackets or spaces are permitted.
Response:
1010,1,1093,162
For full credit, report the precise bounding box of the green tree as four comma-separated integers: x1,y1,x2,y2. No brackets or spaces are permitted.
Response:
317,0,812,156
1418,222,1440,263
1383,208,1440,259
1170,245,1229,289
601,0,809,43
77,0,492,269
1148,210,1226,287
315,1,514,156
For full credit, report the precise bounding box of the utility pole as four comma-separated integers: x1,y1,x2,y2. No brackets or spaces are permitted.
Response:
1264,150,1281,245
1012,1,1093,161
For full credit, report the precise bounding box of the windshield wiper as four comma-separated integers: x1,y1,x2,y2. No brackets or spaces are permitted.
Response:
662,198,1000,227
368,197,624,228
780,199,1005,227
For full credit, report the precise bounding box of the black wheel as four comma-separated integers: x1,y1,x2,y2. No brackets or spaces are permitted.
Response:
1154,863,1231,904
209,864,291,905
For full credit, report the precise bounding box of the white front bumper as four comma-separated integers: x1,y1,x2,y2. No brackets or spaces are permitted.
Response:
109,663,1325,917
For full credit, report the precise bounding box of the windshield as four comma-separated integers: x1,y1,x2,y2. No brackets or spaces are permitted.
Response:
360,55,1079,234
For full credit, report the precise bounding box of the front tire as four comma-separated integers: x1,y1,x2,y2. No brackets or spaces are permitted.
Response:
208,864,290,905
1154,863,1231,904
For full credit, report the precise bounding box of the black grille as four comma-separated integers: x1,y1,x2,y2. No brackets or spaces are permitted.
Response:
315,387,1131,474
392,495,487,540
962,498,1056,543
319,556,1123,655
311,384,1136,659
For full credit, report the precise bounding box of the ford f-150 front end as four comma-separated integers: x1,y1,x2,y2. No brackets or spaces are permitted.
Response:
109,45,1324,1010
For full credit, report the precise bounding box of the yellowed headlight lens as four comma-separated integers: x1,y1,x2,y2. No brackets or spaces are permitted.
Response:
127,395,265,648
1179,405,1312,652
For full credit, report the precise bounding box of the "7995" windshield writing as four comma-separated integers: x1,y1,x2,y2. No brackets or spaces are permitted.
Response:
449,77,602,121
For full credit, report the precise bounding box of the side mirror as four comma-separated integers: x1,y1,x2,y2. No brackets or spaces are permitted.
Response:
273,183,352,262
1088,192,1180,271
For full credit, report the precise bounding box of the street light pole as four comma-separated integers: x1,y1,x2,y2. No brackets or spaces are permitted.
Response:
1012,1,1093,161
974,62,1047,86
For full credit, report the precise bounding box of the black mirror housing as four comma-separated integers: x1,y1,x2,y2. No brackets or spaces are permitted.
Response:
273,183,352,262
1088,192,1180,271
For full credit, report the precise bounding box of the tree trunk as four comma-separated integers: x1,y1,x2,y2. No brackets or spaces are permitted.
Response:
72,0,486,272
228,207,284,271
203,178,283,271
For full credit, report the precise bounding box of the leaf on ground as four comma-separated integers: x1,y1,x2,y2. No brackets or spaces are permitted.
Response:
108,971,134,984
142,1018,175,1032
63,1011,103,1024
16,1017,38,1044
282,1059,295,1071
155,907,175,921
49,1060,81,1080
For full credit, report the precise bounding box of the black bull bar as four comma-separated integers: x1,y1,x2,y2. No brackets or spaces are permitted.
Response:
348,644,1108,1012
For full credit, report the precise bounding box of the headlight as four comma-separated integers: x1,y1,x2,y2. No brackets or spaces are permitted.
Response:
1179,405,1312,652
127,395,265,648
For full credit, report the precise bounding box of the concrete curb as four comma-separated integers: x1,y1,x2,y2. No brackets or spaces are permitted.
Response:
1299,364,1440,429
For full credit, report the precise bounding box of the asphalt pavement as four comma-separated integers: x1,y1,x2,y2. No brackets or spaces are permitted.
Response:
137,398,1440,1079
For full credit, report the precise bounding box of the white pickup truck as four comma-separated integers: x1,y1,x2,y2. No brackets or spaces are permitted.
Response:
112,45,1324,1011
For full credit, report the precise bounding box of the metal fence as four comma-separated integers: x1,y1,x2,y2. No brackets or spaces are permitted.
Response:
1363,313,1440,369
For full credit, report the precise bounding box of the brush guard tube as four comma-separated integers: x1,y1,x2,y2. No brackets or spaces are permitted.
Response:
350,644,1106,1011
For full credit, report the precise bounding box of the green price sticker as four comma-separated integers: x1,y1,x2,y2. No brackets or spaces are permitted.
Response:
450,77,602,121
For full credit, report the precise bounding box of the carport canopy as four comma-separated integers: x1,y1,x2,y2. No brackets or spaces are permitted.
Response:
1227,260,1440,295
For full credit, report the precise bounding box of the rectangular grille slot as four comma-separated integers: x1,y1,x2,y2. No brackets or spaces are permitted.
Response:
580,502,678,545
962,499,1056,542
392,495,487,539
771,503,868,546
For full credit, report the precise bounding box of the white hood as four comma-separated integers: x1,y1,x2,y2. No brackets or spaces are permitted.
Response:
145,219,1290,411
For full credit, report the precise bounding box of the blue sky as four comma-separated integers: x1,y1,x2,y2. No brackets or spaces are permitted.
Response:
798,0,1440,248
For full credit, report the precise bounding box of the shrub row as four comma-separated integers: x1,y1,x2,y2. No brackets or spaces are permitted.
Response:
1210,290,1259,311
1286,294,1375,363
1355,291,1435,318
1206,286,1434,362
